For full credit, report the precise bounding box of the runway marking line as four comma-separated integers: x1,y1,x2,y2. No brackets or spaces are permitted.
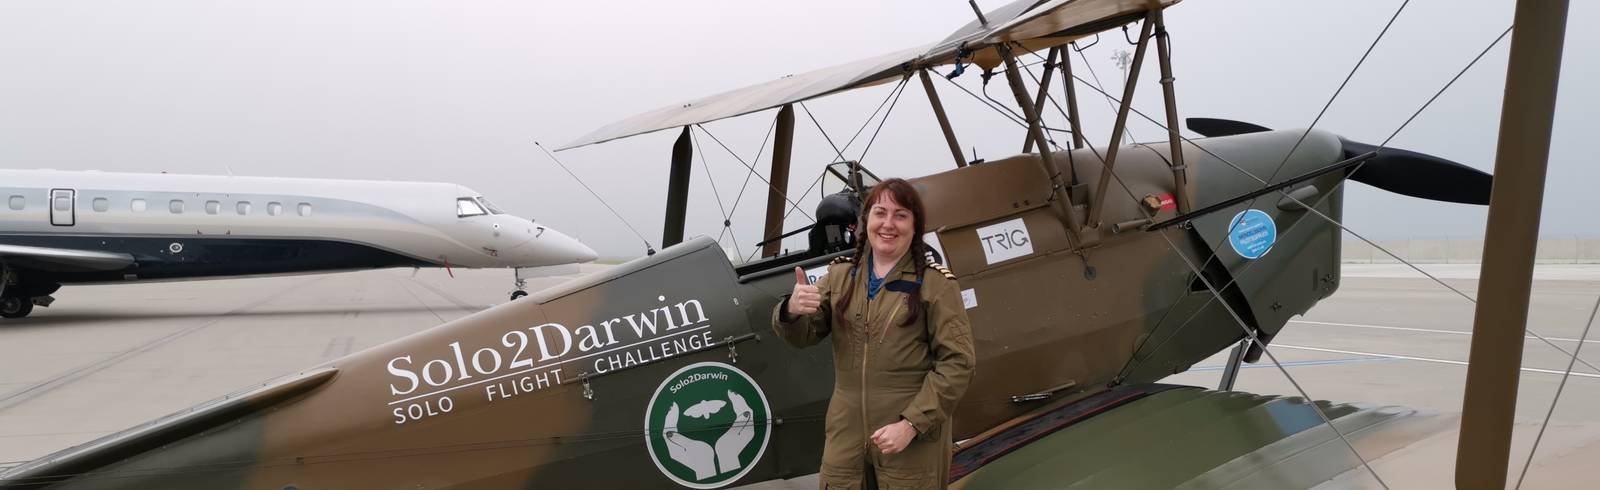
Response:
1292,319,1600,344
0,277,323,412
1273,344,1600,379
1189,355,1393,372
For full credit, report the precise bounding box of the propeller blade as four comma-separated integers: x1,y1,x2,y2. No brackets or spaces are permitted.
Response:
1186,117,1493,205
1341,139,1492,205
1186,118,1271,137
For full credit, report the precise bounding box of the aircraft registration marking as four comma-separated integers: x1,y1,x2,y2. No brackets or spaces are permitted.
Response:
976,218,1033,265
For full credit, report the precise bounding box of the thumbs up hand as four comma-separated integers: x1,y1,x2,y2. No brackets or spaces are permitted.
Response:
787,266,822,317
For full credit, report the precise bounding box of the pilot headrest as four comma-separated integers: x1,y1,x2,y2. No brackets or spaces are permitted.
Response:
816,191,859,226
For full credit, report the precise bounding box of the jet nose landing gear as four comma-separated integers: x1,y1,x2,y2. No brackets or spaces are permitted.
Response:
510,275,528,301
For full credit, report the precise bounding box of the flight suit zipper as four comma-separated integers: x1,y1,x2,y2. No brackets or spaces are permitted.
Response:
861,282,904,460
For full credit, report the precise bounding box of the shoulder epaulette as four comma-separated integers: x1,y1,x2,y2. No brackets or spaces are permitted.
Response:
925,262,955,280
829,255,854,266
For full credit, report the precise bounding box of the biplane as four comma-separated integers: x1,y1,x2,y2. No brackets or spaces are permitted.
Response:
0,0,1571,488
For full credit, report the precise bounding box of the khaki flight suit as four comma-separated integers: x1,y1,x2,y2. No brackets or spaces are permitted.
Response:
774,253,976,489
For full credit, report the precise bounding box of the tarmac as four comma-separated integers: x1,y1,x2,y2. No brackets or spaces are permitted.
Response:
1,263,1597,488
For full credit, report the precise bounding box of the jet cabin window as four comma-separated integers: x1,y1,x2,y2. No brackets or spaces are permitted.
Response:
92,198,109,212
169,200,185,214
205,201,221,215
268,202,283,216
8,196,23,211
457,198,486,218
237,201,251,215
298,203,312,217
131,198,147,212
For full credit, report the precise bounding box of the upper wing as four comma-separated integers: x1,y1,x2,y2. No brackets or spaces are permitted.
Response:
0,244,136,272
558,0,1179,150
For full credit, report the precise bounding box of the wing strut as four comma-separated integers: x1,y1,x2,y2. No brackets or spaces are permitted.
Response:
1021,47,1059,153
918,69,967,169
1059,48,1087,150
761,105,797,257
1456,0,1569,487
1086,13,1155,229
1153,9,1193,214
664,126,693,248
998,43,1086,239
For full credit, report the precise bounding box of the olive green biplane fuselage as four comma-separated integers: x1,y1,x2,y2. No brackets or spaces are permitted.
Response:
1,129,1382,489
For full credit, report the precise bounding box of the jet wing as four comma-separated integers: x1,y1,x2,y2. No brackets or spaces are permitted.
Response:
949,384,1452,488
558,0,1179,150
0,244,136,272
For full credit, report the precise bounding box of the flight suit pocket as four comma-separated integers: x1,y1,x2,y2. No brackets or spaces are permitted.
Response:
875,467,938,489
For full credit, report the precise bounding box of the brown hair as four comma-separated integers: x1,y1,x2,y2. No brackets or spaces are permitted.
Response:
834,178,928,329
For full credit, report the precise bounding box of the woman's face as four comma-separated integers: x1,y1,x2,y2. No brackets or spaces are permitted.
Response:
867,194,914,260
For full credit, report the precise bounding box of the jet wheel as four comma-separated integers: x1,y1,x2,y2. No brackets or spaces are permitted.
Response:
509,290,529,301
0,298,32,319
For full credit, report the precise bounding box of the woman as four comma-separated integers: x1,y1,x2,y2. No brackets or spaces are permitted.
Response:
773,178,976,489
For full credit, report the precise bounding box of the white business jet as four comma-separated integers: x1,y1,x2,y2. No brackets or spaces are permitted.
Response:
0,169,598,318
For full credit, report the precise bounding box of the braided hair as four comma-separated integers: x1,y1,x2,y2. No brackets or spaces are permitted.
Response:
833,178,928,330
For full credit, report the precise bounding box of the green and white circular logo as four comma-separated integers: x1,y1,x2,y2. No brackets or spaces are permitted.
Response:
644,361,771,489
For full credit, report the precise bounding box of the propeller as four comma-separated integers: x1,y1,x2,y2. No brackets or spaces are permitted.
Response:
1185,118,1492,205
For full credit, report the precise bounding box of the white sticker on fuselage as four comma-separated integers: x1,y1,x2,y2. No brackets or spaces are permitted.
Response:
976,218,1034,265
961,289,977,309
804,265,830,285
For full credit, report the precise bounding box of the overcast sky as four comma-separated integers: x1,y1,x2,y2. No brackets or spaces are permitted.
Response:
0,0,1593,259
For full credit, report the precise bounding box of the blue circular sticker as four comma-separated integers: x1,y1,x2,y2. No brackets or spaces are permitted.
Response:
1227,209,1276,260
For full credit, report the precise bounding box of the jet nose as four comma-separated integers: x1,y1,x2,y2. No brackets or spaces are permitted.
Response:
541,227,599,264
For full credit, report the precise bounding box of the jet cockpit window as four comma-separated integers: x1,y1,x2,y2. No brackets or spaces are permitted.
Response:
476,197,504,215
456,198,486,218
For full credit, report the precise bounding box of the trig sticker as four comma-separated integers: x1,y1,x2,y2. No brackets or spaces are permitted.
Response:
976,218,1034,265
1227,209,1276,260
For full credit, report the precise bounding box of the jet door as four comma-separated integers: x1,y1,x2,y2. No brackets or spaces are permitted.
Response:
49,189,75,226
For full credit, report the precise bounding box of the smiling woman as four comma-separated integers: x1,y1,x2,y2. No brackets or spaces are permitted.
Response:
773,178,976,489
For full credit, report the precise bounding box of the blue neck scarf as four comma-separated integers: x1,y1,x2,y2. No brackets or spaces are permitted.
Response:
866,254,885,300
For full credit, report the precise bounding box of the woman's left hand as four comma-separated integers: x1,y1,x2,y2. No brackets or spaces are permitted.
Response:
870,420,917,455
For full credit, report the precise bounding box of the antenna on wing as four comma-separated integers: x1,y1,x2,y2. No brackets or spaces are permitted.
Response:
534,141,658,257
967,0,989,26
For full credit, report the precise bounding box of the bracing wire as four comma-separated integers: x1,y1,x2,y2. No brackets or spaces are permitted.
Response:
747,77,911,261
697,124,816,222
1515,295,1600,489
1072,43,1133,143
533,142,656,253
689,128,743,258
718,117,780,235
1116,25,1600,383
1177,0,1412,302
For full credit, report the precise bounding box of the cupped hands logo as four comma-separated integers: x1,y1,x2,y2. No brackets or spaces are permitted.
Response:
645,362,771,489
